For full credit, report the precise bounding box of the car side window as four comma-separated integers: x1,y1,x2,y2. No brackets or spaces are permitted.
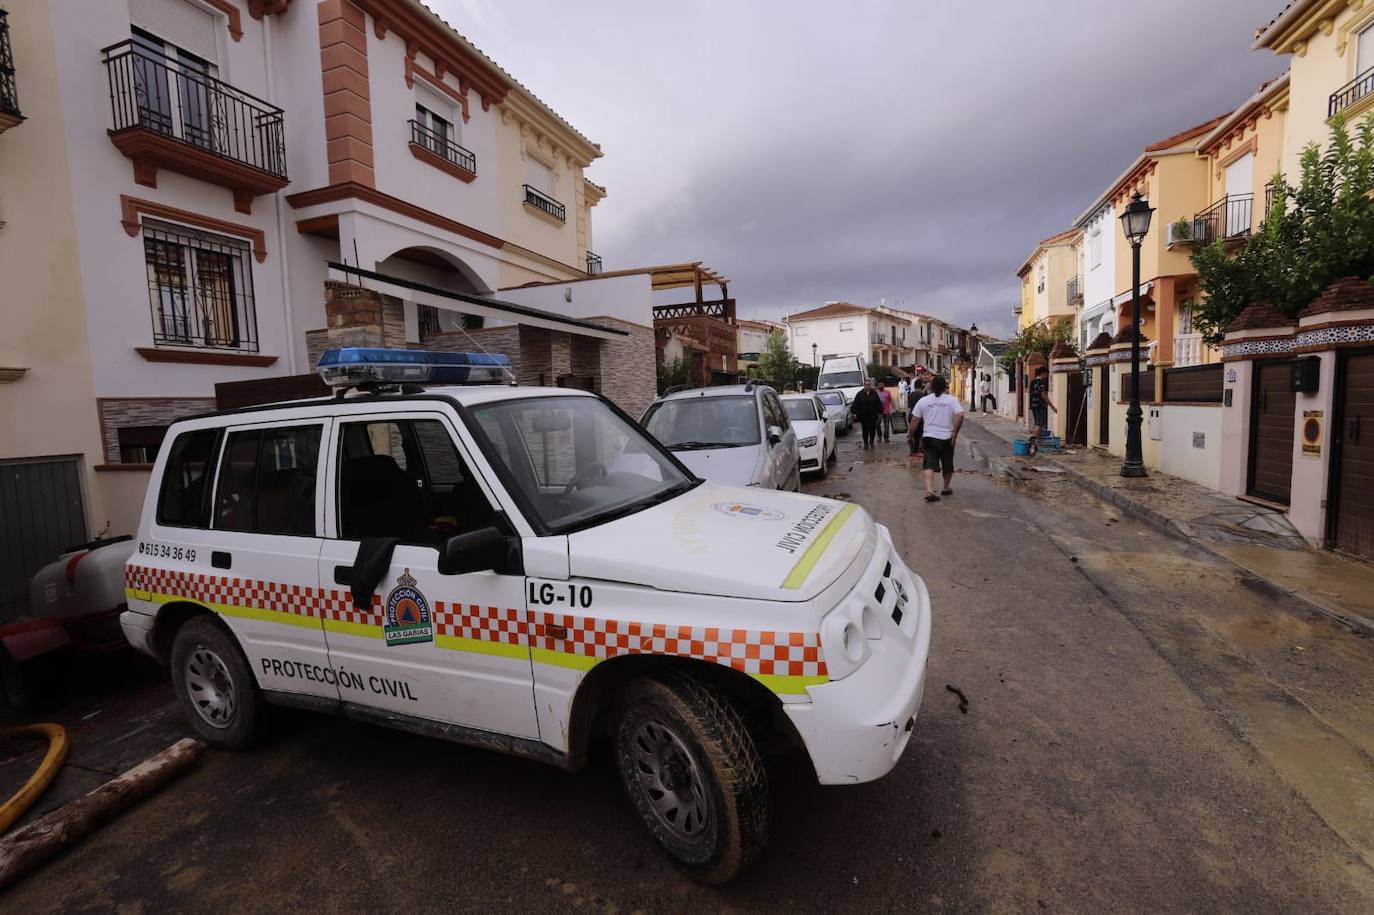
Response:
156,428,222,528
214,425,322,536
765,392,790,432
336,418,494,545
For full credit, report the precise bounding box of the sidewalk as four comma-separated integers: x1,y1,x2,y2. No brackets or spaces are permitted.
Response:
967,411,1374,635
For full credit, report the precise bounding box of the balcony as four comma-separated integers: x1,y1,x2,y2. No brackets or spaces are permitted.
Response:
1067,274,1083,307
0,9,19,132
408,118,476,182
1174,333,1204,368
586,251,603,275
1192,194,1253,246
103,40,287,214
523,184,566,223
870,331,888,345
1331,65,1374,118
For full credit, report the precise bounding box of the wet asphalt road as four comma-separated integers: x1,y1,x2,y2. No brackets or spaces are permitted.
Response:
6,422,1374,913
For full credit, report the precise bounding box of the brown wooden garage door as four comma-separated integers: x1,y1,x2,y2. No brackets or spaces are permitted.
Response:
1333,351,1374,559
1248,361,1295,504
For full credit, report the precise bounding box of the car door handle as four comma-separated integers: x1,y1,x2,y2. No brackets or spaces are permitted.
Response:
334,565,353,585
211,551,232,570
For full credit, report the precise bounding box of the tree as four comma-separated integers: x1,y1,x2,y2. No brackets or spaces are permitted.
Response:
1191,114,1374,344
756,331,794,385
999,317,1076,374
656,354,692,394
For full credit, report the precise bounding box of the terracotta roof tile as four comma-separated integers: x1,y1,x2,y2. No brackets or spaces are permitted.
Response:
1112,324,1149,345
1299,276,1374,317
1144,114,1232,152
786,302,870,321
1050,341,1076,359
1225,302,1294,332
1086,331,1114,352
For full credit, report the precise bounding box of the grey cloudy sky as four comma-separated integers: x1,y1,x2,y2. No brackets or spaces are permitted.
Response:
438,0,1285,337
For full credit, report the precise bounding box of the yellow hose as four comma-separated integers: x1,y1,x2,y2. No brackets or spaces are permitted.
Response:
0,723,68,835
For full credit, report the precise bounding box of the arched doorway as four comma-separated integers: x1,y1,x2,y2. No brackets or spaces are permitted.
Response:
375,245,490,337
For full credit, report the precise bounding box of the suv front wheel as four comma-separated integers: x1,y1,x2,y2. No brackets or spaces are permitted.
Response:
615,672,769,883
170,616,260,749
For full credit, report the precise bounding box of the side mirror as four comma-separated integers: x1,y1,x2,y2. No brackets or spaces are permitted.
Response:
439,526,510,575
767,425,783,446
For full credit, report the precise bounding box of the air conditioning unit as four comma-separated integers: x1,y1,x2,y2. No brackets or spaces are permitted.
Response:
1165,222,1191,246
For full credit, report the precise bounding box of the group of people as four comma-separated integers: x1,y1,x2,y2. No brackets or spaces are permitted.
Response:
850,369,965,502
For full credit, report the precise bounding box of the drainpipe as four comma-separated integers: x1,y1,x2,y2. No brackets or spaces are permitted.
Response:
264,15,297,374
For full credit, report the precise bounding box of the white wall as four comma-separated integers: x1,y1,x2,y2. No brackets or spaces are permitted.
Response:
1081,203,1117,324
787,313,871,367
497,272,654,327
1154,404,1223,490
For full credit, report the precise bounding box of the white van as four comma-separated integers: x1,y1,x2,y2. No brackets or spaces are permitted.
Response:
817,354,869,402
121,349,930,883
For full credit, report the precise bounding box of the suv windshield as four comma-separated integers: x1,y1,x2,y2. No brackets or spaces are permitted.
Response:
641,396,760,449
468,396,696,534
783,399,818,422
819,371,862,389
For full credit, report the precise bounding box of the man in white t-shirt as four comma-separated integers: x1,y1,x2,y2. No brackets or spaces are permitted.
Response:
909,375,965,502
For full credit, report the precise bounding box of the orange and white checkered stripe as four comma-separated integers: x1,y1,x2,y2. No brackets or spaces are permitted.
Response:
126,564,828,686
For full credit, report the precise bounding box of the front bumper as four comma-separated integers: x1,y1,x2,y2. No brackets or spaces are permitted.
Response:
799,443,823,470
783,543,931,784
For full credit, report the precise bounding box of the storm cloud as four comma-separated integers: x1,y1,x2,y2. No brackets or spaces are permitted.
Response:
437,0,1284,337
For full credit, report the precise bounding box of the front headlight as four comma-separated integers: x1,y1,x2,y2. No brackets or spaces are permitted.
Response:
799,436,818,448
821,595,878,680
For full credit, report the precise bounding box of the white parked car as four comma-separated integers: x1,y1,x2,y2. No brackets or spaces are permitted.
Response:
815,390,852,434
641,384,800,492
782,393,836,478
121,349,931,884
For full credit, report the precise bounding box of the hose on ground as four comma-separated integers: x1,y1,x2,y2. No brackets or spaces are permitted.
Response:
0,724,68,835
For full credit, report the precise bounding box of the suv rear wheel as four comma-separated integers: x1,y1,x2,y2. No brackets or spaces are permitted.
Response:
170,617,259,749
615,672,769,883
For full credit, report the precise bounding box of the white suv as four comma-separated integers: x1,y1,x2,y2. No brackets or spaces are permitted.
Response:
641,383,800,491
122,351,930,883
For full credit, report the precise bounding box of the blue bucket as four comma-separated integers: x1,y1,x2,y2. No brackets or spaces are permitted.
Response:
1012,439,1031,456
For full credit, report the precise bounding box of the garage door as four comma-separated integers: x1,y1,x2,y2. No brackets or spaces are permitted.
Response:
0,457,87,620
1248,361,1295,505
1333,352,1374,559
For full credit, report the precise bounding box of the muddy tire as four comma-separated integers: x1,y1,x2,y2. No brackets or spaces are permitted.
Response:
615,673,769,884
817,454,829,478
170,617,259,749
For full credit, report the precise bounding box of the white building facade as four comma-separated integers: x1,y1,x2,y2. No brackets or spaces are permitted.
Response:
1075,200,1118,350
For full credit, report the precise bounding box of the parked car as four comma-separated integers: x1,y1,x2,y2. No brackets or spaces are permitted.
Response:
816,390,852,433
122,348,932,884
641,384,800,491
781,393,836,478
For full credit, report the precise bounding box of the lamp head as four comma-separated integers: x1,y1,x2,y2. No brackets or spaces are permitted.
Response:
1120,192,1155,245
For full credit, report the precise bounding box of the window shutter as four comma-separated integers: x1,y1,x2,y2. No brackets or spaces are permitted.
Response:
128,0,218,63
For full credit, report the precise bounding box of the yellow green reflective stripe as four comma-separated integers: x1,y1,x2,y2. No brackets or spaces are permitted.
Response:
322,618,381,639
752,673,828,695
531,646,599,671
436,633,529,660
140,589,321,631
781,502,858,589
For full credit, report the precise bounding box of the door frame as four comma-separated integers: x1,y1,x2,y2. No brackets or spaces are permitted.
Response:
1247,358,1295,504
1325,345,1374,550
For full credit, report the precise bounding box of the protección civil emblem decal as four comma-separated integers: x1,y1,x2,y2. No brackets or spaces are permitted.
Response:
383,569,433,647
711,502,785,522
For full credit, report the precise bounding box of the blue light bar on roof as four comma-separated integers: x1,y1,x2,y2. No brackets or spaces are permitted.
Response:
318,347,512,387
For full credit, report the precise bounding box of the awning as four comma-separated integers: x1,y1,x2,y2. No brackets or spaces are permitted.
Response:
1112,282,1153,307
327,262,628,340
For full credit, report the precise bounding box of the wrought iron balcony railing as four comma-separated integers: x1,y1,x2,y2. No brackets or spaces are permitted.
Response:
1331,65,1374,118
1067,274,1082,304
586,251,603,275
523,184,566,222
103,40,286,179
409,118,475,175
0,9,19,121
1192,193,1253,246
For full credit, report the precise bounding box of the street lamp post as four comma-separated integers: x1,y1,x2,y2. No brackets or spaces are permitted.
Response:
812,342,818,367
1118,192,1155,478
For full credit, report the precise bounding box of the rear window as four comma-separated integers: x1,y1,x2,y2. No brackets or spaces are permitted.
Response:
156,428,222,528
214,425,322,536
783,399,818,422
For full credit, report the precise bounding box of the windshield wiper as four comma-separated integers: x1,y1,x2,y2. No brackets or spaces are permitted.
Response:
670,440,746,450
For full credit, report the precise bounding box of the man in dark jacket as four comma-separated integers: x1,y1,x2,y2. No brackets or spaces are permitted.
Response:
851,379,883,449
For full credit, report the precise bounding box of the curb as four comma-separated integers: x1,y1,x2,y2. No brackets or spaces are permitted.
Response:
967,418,1374,637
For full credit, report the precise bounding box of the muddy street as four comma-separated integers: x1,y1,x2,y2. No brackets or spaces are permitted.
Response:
4,422,1374,913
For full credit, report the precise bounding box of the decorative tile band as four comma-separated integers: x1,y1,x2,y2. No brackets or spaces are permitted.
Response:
1221,336,1295,361
1293,321,1374,353
1085,353,1109,367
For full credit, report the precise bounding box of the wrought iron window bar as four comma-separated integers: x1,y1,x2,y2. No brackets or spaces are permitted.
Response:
1330,65,1374,118
1067,274,1082,303
0,9,18,118
586,251,603,275
143,219,259,352
523,184,566,222
103,39,286,179
409,118,476,175
1192,193,1253,246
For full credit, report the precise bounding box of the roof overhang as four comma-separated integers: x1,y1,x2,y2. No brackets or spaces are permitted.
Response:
328,262,627,340
1112,282,1154,307
1252,0,1344,51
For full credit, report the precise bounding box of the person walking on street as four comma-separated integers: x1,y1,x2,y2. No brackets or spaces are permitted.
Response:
852,379,882,449
877,381,894,442
897,377,910,410
1028,365,1056,455
910,375,965,502
979,374,997,414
